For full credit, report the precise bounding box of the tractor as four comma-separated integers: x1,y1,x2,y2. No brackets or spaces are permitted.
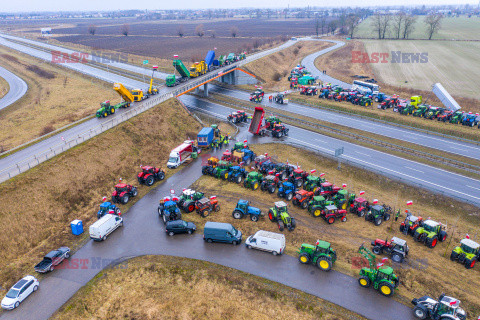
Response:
268,201,296,231
450,238,480,269
232,148,256,165
158,200,182,224
227,166,247,184
400,104,416,115
357,244,399,297
399,212,424,236
305,86,318,96
436,109,454,122
254,154,271,169
212,161,232,180
413,105,429,117
111,183,138,205
297,240,337,272
195,196,220,218
350,197,371,217
413,219,448,248
177,189,204,213
292,189,314,209
265,116,282,130
137,166,165,186
365,204,392,226
371,236,409,263
332,189,355,210
260,174,281,193
318,89,330,98
303,175,325,192
243,171,263,190
424,106,445,120
308,195,333,217
97,201,121,219
359,96,373,107
271,123,289,138
411,294,467,320
272,163,295,181
258,160,277,174
201,157,219,175
462,113,479,127
221,150,233,162
250,90,264,103
274,93,287,104
321,204,347,224
232,199,263,222
232,141,247,151
449,111,464,124
315,182,341,199
277,181,296,201
288,168,309,188
227,112,242,124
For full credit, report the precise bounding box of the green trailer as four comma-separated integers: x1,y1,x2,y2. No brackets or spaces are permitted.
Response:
166,59,191,87
298,75,315,85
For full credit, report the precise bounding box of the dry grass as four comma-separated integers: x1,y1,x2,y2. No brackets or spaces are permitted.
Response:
0,73,10,99
0,98,202,292
52,255,366,320
0,45,118,151
243,41,333,92
184,144,480,314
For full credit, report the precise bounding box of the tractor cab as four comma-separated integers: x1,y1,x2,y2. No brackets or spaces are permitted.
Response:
370,205,386,218
352,197,369,210
265,116,281,130
211,124,220,137
318,182,340,198
310,195,327,207
315,240,335,256
246,171,262,181
221,150,232,161
235,199,250,212
304,175,321,191
207,157,219,167
422,219,442,234
434,295,466,319
390,237,408,254
460,238,480,255
280,181,295,192
254,154,271,167
233,141,246,151
259,160,276,173
114,183,128,193
333,189,354,210
140,165,159,174
275,201,288,214
375,266,396,282
324,204,338,214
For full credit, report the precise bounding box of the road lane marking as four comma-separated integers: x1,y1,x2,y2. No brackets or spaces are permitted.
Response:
355,151,371,157
467,185,480,192
405,166,424,173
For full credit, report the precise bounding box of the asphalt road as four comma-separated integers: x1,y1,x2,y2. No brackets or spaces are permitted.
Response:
0,65,27,110
0,122,415,320
209,85,480,161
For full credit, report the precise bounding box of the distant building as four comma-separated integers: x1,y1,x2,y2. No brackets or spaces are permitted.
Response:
40,27,52,36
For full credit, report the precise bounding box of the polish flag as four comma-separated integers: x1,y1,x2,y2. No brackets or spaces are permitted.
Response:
377,263,385,268
468,112,473,114
342,183,347,188
119,178,123,183
255,85,258,88
406,200,413,205
102,196,107,202
381,257,388,263
466,234,470,239
310,169,317,174
265,153,268,157
373,199,378,204
182,188,186,192
172,196,179,202
152,65,158,70
449,300,458,306
210,196,217,200
251,167,255,170
359,191,365,195
173,55,179,58
164,196,171,201
244,139,248,144
320,173,326,177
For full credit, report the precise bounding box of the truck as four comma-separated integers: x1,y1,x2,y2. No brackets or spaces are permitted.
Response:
113,82,146,102
226,53,236,64
245,230,285,255
89,214,123,241
166,57,190,87
248,106,267,136
205,50,215,71
96,100,129,118
432,83,461,111
410,96,423,108
34,247,70,273
189,61,207,78
167,140,194,168
197,127,214,148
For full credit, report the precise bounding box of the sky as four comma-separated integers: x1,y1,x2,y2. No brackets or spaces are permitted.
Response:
4,0,478,13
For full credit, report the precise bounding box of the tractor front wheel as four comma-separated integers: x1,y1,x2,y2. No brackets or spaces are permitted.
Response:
316,257,332,271
301,200,308,209
379,282,395,297
132,188,138,197
313,209,322,217
232,210,244,219
277,220,284,231
214,205,220,212
465,259,476,269
251,215,259,222
268,185,276,194
413,306,428,320
358,276,371,288
268,210,275,222
450,251,458,261
145,175,155,186
384,213,390,221
286,193,293,201
252,182,259,190
439,230,447,242
374,218,382,226
372,246,382,255
121,194,129,204
427,236,438,248
298,253,310,264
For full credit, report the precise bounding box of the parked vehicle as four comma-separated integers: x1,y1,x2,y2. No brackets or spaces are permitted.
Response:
308,195,333,217
371,236,409,263
260,174,280,193
89,214,123,241
292,189,314,209
195,196,220,217
165,220,196,236
450,238,480,269
227,166,247,183
202,157,219,175
137,166,165,186
34,247,70,273
321,204,347,224
97,201,121,219
365,204,392,226
316,182,341,199
350,197,370,217
298,239,337,271
304,175,325,192
167,140,194,168
232,199,263,222
111,183,138,205
203,221,242,245
158,199,182,224
399,213,424,236
268,201,296,231
1,276,39,310
411,294,467,320
277,181,296,201
245,230,285,255
243,171,263,190
413,219,447,248
177,189,204,212
462,113,479,127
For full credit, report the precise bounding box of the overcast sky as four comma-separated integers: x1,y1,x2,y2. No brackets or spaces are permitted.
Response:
4,0,478,13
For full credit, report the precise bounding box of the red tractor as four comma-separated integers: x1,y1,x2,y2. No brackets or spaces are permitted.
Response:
292,189,314,209
111,183,138,204
321,204,347,224
350,197,371,217
399,212,424,236
371,237,409,263
221,150,233,162
137,166,166,186
195,196,220,218
288,168,309,188
254,154,271,168
315,182,341,199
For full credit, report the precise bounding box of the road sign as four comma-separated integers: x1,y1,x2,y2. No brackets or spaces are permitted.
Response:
335,147,344,157
143,60,149,65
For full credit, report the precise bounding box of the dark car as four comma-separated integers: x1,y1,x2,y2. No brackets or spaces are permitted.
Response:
34,247,70,273
165,220,196,236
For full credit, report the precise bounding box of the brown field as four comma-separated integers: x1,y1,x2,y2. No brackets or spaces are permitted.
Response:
243,40,333,92
0,73,9,99
0,98,202,294
314,40,480,113
53,256,366,320
183,144,480,314
0,45,117,151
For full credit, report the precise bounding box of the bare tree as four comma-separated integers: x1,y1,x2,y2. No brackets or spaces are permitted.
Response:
121,24,129,36
371,13,391,39
424,13,443,40
314,19,320,37
328,20,338,35
177,25,185,37
195,24,205,37
230,26,239,38
402,14,417,39
88,24,96,35
320,16,327,35
346,15,360,38
392,12,406,39
210,30,216,38
381,15,392,39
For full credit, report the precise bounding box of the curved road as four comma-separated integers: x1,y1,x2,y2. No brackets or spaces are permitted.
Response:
0,65,27,110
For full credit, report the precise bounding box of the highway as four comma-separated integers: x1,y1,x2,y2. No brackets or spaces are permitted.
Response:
0,65,27,110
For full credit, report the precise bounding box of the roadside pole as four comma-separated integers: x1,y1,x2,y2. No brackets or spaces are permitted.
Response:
335,147,344,170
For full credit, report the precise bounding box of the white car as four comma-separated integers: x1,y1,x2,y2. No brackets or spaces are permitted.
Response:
1,275,39,310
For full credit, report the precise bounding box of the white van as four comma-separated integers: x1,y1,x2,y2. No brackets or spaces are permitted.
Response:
245,230,285,255
89,214,123,241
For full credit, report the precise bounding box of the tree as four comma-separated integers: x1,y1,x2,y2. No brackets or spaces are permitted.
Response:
424,13,443,40
328,20,338,35
320,16,327,35
230,26,239,38
88,24,96,35
210,30,216,38
314,19,320,37
371,13,391,39
346,15,360,38
402,14,417,39
392,12,406,39
177,25,185,37
121,24,129,36
195,24,205,37
381,15,392,39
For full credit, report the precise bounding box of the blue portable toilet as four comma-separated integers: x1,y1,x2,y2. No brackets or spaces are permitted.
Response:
197,127,214,147
71,219,84,235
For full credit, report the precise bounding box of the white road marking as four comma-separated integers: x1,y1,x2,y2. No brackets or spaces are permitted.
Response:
355,151,371,157
467,185,480,192
405,166,424,173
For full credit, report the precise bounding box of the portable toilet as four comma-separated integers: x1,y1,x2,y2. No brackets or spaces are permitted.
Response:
197,127,214,148
71,219,84,235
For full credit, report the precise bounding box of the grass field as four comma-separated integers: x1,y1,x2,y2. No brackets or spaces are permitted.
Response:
355,15,480,40
53,256,366,320
0,74,9,99
0,98,203,295
0,45,118,151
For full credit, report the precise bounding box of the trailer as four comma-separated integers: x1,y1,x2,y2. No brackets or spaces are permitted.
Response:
197,127,214,148
249,107,267,136
432,83,461,111
113,83,135,103
166,57,190,87
167,141,194,168
189,61,207,78
205,50,215,71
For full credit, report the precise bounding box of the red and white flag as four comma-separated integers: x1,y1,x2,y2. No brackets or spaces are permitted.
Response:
406,200,413,205
173,54,179,58
320,173,326,177
342,183,347,188
373,199,378,204
265,153,268,157
210,196,217,200
102,196,107,202
359,191,365,195
182,188,186,192
310,169,316,174
466,234,470,239
153,65,158,69
244,139,248,144
172,196,179,202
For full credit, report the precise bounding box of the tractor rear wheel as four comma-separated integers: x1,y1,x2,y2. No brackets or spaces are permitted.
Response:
286,193,293,201
184,201,195,213
222,172,228,180
292,198,298,206
358,276,371,288
358,209,365,217
313,209,322,217
413,306,428,320
298,253,310,264
392,253,403,263
316,257,332,271
379,282,395,297
268,209,275,222
327,217,335,224
253,182,259,190
236,175,242,184
200,209,211,218
301,200,308,209
277,220,284,231
384,213,390,221
372,246,382,255
111,108,115,114
232,210,244,219
145,175,155,186
374,218,382,226
122,195,129,204
295,179,303,188
250,215,259,222
214,205,220,212
427,236,438,248
260,181,266,191
268,185,276,194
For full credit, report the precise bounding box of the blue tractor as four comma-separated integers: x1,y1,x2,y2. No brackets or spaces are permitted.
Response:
277,181,296,201
97,201,121,219
158,200,182,225
232,199,263,222
228,166,247,184
462,113,479,127
237,148,256,165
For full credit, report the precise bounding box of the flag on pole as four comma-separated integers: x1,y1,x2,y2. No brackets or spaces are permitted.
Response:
320,173,325,177
265,153,268,157
210,196,217,200
102,196,107,202
359,191,365,195
373,199,378,204
466,234,470,239
173,55,179,58
310,169,316,174
406,200,413,205
342,183,347,188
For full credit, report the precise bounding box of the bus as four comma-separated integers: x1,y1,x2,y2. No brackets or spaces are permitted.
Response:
352,80,379,95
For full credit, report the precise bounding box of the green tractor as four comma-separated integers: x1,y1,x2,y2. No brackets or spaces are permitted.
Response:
365,204,392,226
449,111,464,124
413,219,448,248
304,175,325,192
212,161,232,180
359,96,373,107
177,189,204,212
450,238,480,269
400,104,415,115
297,239,337,272
332,189,355,210
357,244,399,297
96,100,129,118
233,141,247,151
265,116,282,130
412,105,428,117
243,171,263,190
268,201,296,232
307,195,333,217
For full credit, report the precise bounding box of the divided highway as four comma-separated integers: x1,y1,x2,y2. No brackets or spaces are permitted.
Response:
0,65,27,110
